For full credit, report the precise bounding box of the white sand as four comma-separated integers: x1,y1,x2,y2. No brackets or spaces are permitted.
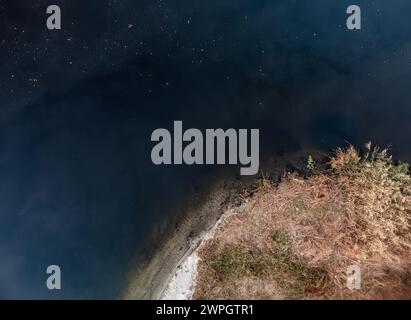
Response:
160,207,241,300
161,252,200,300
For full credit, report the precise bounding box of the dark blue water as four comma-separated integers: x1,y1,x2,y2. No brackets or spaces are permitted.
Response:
0,0,410,298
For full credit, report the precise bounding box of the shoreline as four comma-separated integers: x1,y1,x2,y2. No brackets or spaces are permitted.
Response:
121,149,320,300
160,204,243,299
121,171,248,299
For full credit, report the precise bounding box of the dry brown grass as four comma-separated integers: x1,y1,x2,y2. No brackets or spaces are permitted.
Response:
193,144,411,299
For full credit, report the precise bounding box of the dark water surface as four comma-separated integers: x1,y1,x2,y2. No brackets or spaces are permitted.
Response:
0,0,410,298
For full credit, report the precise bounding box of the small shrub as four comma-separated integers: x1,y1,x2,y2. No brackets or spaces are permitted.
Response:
307,154,315,171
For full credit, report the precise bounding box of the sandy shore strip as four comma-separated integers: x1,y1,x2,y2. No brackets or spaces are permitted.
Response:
161,252,199,300
160,206,241,299
121,175,246,300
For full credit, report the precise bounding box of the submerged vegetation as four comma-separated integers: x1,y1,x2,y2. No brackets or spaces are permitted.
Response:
194,144,411,299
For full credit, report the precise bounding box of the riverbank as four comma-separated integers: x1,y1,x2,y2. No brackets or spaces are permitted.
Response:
160,202,246,299
121,149,322,299
161,144,411,299
153,149,319,299
121,169,251,299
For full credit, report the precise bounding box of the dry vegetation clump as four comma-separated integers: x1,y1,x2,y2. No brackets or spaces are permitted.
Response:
193,144,411,299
